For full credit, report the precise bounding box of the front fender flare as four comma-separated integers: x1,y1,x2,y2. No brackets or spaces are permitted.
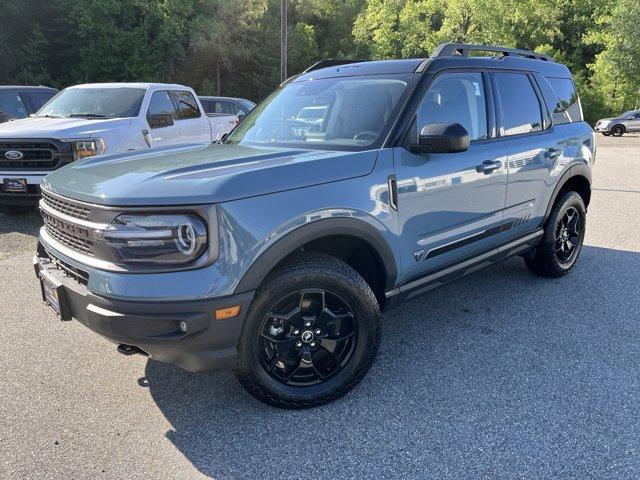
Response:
234,217,398,294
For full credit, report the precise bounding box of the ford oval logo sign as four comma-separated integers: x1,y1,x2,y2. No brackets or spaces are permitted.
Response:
4,150,24,160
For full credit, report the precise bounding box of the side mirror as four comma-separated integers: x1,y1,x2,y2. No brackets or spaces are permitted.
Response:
409,122,470,154
0,113,11,123
148,113,175,129
237,114,246,122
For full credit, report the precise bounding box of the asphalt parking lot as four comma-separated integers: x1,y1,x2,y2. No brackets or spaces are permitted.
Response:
1,134,639,479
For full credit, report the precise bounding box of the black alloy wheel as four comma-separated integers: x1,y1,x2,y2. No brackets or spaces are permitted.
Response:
257,289,357,386
554,206,581,265
235,253,380,408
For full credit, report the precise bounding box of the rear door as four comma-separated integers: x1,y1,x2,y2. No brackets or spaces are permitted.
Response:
171,90,211,144
145,90,179,147
393,71,509,282
492,71,563,239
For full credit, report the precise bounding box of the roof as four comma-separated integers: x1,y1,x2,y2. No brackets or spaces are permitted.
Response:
295,59,425,82
66,82,193,90
198,96,255,104
295,45,572,82
0,85,58,92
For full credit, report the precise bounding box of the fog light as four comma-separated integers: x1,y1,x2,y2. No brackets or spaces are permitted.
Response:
179,321,188,332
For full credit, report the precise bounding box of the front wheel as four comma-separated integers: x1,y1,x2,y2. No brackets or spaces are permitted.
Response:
525,191,586,278
611,125,625,137
235,253,381,408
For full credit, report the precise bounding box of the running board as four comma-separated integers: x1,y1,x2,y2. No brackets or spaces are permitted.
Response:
384,229,543,308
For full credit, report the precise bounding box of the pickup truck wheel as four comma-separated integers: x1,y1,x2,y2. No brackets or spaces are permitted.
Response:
235,253,381,408
525,191,586,278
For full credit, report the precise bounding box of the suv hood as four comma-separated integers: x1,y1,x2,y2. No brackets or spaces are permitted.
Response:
0,117,133,138
42,143,378,206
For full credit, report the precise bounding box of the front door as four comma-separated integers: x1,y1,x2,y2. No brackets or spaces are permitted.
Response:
145,90,178,147
393,71,508,283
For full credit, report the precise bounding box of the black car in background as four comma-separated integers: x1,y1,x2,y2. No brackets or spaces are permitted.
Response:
0,86,58,123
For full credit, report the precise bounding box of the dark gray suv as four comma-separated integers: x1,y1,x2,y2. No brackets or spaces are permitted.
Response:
34,44,594,408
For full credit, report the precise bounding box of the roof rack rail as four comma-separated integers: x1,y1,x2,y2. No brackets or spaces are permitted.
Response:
303,59,367,73
431,43,553,62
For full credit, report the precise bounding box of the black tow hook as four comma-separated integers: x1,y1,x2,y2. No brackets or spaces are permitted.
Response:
116,344,148,357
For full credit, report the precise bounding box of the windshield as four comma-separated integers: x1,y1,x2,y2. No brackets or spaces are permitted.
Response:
226,75,414,150
36,88,145,119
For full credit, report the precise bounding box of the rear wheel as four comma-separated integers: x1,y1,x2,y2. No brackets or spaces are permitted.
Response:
525,191,586,278
611,125,625,137
601,132,611,136
235,253,381,408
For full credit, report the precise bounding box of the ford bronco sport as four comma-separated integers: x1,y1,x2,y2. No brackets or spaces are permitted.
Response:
34,44,594,408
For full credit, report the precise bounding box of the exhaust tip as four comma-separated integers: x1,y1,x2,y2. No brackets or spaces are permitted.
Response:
117,344,148,357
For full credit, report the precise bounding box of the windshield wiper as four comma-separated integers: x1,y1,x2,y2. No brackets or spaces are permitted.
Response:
69,113,113,119
35,114,66,119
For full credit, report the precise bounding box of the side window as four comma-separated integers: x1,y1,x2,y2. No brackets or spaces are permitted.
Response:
0,93,28,119
172,91,201,119
416,72,487,141
546,77,582,123
29,91,56,111
494,73,542,136
214,101,237,115
146,90,177,125
200,99,214,114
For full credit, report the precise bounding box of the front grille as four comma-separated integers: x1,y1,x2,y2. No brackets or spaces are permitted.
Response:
42,209,93,255
40,246,89,286
0,140,69,170
42,190,92,220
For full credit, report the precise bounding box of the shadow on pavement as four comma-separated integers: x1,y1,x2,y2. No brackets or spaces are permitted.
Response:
143,245,640,479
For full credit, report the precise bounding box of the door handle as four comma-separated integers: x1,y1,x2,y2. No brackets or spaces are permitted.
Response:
545,148,562,160
476,160,502,174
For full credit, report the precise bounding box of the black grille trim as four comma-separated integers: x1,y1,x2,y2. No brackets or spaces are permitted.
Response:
0,139,72,171
42,190,92,220
42,210,93,255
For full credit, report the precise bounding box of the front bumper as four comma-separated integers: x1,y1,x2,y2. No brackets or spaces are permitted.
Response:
34,242,255,372
594,124,611,133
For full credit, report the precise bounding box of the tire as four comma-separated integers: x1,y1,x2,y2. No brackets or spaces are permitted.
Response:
235,252,381,408
611,125,625,137
525,191,586,278
601,132,611,136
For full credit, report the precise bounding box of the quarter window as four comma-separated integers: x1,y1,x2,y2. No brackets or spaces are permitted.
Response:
495,73,542,136
147,90,177,122
546,77,582,124
172,91,201,119
416,72,488,141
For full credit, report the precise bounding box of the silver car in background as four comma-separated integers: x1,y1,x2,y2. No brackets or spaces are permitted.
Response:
595,110,640,136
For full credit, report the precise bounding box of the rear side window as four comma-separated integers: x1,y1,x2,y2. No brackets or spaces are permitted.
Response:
172,91,201,119
494,73,542,136
546,77,583,124
0,93,28,119
147,90,177,120
417,72,488,141
29,91,56,111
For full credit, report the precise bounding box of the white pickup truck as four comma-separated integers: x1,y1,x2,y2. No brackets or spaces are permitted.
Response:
0,82,239,208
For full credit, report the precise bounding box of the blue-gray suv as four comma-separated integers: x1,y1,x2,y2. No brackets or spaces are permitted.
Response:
34,44,594,408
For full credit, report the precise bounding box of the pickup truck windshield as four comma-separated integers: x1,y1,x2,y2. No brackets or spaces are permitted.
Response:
36,88,145,119
226,75,414,150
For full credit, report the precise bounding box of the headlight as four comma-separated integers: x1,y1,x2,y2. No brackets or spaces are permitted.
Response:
101,213,208,265
72,138,106,160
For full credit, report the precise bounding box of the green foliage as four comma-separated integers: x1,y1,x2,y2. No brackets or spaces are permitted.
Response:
0,0,638,121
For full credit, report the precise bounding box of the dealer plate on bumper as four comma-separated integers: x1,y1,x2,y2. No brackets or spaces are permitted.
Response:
3,178,28,193
39,269,71,320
